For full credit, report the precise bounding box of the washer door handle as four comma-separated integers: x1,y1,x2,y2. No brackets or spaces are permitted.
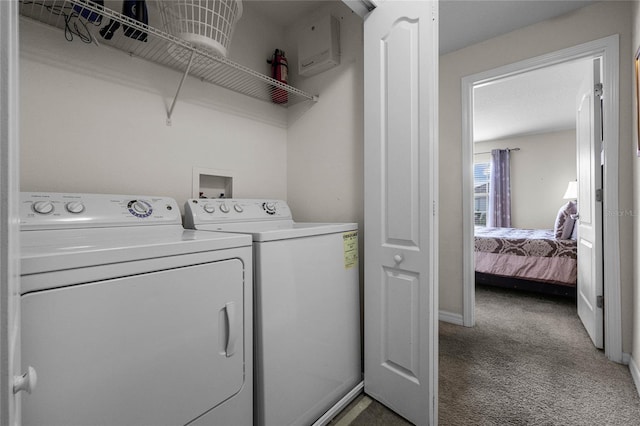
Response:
224,302,238,357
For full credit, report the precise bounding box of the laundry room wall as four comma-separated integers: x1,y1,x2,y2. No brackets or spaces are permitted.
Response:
439,1,634,353
283,1,364,300
20,3,292,210
285,1,364,228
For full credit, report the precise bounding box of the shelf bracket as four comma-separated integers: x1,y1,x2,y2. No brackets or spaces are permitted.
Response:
166,49,196,126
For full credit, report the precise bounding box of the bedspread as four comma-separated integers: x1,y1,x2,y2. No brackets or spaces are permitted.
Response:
475,227,577,286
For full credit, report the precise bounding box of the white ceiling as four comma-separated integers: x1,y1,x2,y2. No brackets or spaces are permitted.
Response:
438,1,595,55
243,0,597,141
473,59,593,142
246,1,329,27
438,0,596,142
246,0,595,52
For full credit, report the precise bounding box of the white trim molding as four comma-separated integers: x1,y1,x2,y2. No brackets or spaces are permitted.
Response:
629,356,640,397
461,74,475,328
1,0,21,424
461,35,622,362
439,310,464,326
313,381,364,426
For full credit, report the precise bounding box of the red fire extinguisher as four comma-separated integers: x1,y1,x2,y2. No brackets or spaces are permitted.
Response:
268,49,288,104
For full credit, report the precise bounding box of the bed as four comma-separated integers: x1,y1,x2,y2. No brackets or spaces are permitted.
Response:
474,226,577,297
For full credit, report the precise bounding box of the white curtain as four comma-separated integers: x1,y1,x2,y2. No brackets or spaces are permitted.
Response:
487,149,511,228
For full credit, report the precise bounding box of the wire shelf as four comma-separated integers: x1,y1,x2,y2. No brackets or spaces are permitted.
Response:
19,0,317,112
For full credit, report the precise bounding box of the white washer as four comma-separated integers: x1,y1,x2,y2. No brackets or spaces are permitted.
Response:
19,192,253,426
184,198,362,426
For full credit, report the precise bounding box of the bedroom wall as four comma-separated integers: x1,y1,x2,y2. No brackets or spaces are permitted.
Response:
20,4,290,210
439,1,634,354
474,130,577,230
631,0,640,390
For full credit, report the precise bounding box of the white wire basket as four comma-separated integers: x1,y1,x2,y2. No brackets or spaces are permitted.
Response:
158,0,243,57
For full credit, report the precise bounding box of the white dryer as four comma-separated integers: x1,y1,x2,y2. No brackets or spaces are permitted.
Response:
19,192,253,426
184,199,362,426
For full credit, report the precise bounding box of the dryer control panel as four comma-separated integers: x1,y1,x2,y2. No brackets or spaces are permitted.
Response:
20,192,182,230
184,199,292,227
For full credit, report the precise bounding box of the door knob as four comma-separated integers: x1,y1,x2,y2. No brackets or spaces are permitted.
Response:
13,366,37,394
393,254,403,263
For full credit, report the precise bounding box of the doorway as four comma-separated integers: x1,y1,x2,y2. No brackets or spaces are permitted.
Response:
461,35,623,362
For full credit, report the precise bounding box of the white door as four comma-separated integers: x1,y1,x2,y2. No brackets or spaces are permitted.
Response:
1,0,22,425
363,1,438,425
576,58,604,348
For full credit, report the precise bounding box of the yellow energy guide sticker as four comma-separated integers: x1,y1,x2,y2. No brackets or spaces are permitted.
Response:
343,231,358,269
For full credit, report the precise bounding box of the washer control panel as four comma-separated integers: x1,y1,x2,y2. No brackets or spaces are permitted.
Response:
184,199,292,226
20,192,181,230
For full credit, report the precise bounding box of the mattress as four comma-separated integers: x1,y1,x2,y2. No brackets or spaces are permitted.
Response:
474,227,577,286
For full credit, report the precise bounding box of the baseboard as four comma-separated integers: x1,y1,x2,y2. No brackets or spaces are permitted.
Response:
629,356,640,398
439,310,464,325
312,381,364,426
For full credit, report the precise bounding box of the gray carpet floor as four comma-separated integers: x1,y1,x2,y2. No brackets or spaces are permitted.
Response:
333,285,640,425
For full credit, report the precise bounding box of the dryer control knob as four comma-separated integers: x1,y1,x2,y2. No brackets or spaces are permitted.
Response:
32,201,54,215
233,204,243,213
65,201,85,214
219,203,230,213
263,202,276,215
203,204,215,214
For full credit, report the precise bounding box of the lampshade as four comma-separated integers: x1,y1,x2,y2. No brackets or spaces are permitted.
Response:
563,180,578,200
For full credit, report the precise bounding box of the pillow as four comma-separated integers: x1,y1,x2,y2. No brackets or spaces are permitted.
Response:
570,216,578,240
554,201,577,239
561,216,576,240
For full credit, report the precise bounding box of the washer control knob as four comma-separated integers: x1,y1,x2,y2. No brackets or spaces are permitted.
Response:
203,204,215,214
132,201,149,214
32,201,54,215
233,204,243,213
65,201,85,214
219,203,230,213
263,202,276,215
127,200,153,218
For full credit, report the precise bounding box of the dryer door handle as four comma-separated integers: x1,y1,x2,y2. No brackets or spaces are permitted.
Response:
14,366,37,394
224,302,238,357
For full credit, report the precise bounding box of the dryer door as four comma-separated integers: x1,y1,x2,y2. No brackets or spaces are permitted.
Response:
21,259,245,426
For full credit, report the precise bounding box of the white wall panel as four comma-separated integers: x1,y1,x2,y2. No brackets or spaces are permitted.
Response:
285,1,364,227
630,0,640,374
20,11,288,211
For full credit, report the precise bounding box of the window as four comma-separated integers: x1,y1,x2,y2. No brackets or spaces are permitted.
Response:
474,162,490,226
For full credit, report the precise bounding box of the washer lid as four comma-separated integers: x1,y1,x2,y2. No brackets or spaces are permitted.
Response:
195,221,358,242
20,226,252,275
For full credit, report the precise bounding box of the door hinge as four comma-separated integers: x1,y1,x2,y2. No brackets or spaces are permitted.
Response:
596,188,603,202
594,83,603,98
597,295,604,309
433,200,436,216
